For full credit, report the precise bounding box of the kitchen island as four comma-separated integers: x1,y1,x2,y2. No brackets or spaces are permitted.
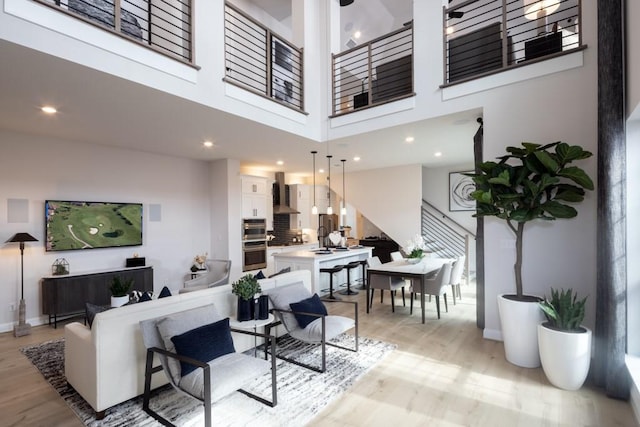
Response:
273,246,373,295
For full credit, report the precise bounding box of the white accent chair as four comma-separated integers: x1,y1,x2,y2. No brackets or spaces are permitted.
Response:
180,259,231,293
367,256,406,312
139,304,277,427
409,262,453,319
264,282,358,373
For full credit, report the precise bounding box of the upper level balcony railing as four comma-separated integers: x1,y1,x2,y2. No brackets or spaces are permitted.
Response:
443,0,583,85
331,22,414,117
36,0,193,63
223,3,304,112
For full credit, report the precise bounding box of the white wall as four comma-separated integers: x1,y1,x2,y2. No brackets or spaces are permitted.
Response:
345,164,422,248
628,119,640,356
422,164,476,233
0,130,214,332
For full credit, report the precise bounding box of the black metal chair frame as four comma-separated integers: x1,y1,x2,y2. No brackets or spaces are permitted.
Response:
142,328,277,427
265,299,358,373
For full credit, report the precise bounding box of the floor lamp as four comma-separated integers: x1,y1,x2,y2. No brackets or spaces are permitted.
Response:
6,232,38,337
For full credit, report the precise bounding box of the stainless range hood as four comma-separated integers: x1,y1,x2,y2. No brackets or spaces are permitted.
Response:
273,172,300,215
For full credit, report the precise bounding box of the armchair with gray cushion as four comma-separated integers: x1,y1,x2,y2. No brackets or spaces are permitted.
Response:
180,259,231,294
264,282,358,373
139,304,277,427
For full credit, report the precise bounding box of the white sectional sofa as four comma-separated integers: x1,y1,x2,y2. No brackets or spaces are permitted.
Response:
64,269,311,417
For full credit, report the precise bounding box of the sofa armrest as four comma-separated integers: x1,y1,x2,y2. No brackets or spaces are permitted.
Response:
65,322,99,410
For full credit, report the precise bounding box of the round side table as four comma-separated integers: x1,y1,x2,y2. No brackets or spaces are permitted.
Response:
229,313,275,357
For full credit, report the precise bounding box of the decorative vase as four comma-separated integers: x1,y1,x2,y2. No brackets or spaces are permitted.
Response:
538,323,592,390
257,295,269,320
111,295,129,308
497,294,545,368
237,297,253,321
406,257,421,264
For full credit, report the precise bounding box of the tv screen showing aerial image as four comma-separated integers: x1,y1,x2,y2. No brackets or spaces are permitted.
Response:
45,200,143,251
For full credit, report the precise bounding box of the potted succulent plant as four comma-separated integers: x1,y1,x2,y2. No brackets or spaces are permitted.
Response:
109,276,134,307
469,141,594,367
231,274,262,321
538,288,591,390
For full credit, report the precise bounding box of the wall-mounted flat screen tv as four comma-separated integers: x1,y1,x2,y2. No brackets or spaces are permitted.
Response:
45,200,143,252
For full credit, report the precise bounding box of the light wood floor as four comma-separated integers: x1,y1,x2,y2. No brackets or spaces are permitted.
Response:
0,284,636,427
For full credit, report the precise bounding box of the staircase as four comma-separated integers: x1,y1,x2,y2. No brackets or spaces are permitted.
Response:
421,200,476,284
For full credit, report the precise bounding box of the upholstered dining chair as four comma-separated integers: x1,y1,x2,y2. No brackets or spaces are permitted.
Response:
139,304,277,427
409,262,452,319
264,281,358,373
449,255,466,305
180,259,231,294
367,256,406,312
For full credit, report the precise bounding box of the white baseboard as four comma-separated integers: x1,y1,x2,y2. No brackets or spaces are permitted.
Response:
0,316,48,334
625,355,640,426
483,328,503,342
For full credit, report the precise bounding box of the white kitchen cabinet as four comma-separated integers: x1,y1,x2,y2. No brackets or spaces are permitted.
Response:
241,176,267,218
291,184,310,229
314,184,330,213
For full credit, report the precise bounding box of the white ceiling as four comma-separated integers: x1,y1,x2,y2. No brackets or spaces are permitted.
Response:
0,0,480,177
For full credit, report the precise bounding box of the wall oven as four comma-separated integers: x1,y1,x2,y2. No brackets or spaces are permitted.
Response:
243,218,267,241
242,240,267,271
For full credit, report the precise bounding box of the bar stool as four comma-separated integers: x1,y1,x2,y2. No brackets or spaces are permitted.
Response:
320,264,344,300
354,259,367,290
339,261,360,295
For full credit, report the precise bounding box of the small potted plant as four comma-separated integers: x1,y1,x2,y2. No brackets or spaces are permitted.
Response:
538,288,591,390
110,276,134,307
231,274,262,321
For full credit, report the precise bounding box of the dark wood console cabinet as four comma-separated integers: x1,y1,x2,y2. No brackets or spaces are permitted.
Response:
42,266,153,327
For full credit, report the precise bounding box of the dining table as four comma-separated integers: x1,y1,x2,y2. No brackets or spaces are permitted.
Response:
366,257,454,324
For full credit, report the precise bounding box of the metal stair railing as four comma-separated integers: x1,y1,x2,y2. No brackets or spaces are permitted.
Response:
421,199,476,285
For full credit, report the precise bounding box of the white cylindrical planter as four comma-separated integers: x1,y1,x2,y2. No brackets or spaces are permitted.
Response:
497,294,545,368
111,295,129,308
538,324,592,390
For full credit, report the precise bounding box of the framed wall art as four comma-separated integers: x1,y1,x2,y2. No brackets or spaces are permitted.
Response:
449,171,476,212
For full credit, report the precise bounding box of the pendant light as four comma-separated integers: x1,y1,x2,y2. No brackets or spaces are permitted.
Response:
326,155,333,215
341,159,347,216
311,151,318,215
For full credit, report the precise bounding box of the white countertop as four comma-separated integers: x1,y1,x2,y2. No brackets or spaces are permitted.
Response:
272,246,372,260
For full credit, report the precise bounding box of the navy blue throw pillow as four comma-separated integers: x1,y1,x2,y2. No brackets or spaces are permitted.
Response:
289,294,327,329
139,291,153,302
254,270,266,280
159,286,172,298
170,318,235,377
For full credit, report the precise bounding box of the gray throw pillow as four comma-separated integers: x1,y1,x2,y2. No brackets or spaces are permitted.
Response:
85,302,113,328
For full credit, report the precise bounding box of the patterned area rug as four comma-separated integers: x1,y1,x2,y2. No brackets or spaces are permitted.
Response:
21,334,395,427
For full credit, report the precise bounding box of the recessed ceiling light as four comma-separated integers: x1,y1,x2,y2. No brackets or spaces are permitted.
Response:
41,106,57,114
203,141,214,148
353,156,361,161
354,31,361,39
405,136,414,143
276,160,284,166
434,152,442,157
319,168,325,173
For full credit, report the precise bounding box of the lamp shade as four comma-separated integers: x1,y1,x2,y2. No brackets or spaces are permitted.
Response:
6,233,38,243
523,0,560,20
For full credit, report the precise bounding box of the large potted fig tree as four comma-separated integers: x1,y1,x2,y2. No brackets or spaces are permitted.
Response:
470,141,594,368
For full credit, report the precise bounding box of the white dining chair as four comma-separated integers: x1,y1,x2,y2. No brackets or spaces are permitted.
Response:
366,256,406,312
449,255,466,305
390,251,403,261
409,262,452,319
